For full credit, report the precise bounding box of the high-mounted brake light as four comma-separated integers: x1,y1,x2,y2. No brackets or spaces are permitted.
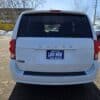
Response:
9,39,16,59
94,40,100,60
50,10,61,13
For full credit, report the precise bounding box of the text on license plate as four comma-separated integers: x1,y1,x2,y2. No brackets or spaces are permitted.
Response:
46,50,64,59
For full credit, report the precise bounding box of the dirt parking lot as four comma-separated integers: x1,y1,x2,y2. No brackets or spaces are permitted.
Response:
0,37,100,100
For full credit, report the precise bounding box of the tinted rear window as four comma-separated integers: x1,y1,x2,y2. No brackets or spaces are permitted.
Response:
17,13,92,38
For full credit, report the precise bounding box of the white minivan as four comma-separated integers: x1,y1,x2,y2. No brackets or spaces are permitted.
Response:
9,10,100,85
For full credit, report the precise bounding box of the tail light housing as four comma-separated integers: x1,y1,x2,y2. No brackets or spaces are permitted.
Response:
94,40,100,60
9,39,16,59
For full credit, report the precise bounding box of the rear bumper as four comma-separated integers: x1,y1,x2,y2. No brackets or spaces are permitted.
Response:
9,60,99,85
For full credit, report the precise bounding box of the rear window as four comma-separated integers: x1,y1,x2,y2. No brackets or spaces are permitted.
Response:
17,13,92,38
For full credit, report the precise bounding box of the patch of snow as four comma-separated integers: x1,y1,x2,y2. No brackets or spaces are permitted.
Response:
0,30,6,36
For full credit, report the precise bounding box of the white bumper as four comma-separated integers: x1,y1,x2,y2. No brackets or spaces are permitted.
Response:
9,60,99,85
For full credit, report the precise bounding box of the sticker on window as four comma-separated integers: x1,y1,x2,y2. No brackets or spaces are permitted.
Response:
44,24,61,33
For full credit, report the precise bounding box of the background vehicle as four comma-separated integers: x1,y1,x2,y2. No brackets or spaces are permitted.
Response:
9,10,100,85
94,25,100,40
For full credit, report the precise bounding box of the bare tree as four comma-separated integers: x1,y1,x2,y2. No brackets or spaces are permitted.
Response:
30,0,45,9
0,0,7,8
20,0,45,8
0,0,45,23
0,0,45,8
21,0,27,8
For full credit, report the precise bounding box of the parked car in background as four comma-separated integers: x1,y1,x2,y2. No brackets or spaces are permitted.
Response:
94,25,100,40
6,31,13,36
9,10,100,85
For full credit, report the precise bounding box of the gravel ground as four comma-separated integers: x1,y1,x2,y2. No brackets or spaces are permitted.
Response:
0,37,100,100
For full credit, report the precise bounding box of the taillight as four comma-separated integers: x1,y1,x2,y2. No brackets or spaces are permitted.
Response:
9,39,16,59
94,40,100,60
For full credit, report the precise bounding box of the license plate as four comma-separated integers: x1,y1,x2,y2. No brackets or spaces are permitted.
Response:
46,50,64,60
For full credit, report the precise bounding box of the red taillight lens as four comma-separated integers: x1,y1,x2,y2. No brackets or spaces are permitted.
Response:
9,39,16,59
94,40,100,60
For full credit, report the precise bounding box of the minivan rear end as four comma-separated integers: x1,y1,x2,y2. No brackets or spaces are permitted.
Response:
9,10,99,85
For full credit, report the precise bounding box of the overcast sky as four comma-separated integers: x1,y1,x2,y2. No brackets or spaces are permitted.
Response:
38,0,100,21
40,0,73,10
